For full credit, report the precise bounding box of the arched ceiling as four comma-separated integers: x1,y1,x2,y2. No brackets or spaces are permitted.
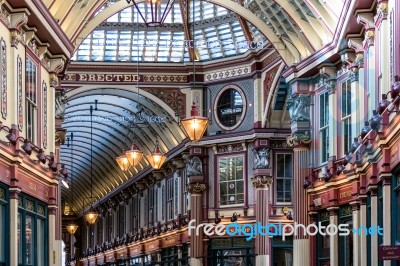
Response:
60,88,186,212
43,0,341,65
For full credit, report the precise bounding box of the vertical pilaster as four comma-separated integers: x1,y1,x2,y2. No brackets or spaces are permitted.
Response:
48,206,57,266
328,207,338,266
292,144,310,266
177,245,182,266
251,175,273,266
351,202,360,266
359,197,367,266
382,177,391,266
187,181,206,266
308,212,318,266
9,188,20,266
370,187,378,266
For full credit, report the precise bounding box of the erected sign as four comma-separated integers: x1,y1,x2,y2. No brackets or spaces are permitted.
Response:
379,246,400,260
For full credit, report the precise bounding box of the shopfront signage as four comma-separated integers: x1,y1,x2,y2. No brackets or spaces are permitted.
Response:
162,236,180,247
145,240,160,252
379,246,400,260
337,186,354,204
129,244,144,256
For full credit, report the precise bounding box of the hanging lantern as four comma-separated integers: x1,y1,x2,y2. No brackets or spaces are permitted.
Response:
126,0,176,27
125,143,144,167
84,208,99,224
66,224,79,235
116,154,130,171
147,141,167,170
180,102,209,142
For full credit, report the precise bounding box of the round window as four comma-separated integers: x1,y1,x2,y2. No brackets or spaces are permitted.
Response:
215,87,245,130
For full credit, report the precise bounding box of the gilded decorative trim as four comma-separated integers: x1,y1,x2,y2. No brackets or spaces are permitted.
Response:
42,81,47,148
205,66,250,82
0,37,6,119
17,56,22,131
37,205,45,216
251,176,273,188
26,200,34,211
186,183,206,194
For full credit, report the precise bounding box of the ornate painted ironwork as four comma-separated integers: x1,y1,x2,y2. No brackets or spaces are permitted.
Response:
42,81,48,148
17,56,23,131
0,38,6,119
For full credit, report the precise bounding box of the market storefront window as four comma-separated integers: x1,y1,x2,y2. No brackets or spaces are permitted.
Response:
0,185,8,266
317,211,330,265
338,205,353,266
208,238,255,266
17,194,48,266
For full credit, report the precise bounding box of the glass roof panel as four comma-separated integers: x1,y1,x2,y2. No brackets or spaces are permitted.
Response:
72,1,268,63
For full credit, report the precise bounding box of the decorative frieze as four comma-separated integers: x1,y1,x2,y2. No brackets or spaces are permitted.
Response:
205,66,251,82
251,176,273,188
142,88,186,117
55,90,67,119
213,143,246,154
17,56,22,131
186,183,206,194
42,81,48,148
0,38,6,119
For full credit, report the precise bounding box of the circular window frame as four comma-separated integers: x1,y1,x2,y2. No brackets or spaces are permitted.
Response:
214,85,247,131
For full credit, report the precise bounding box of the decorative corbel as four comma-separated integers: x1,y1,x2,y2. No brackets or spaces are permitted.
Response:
49,73,59,89
375,0,388,23
24,29,36,45
0,3,10,27
347,38,364,68
49,57,66,75
172,158,185,169
9,11,29,47
357,13,375,48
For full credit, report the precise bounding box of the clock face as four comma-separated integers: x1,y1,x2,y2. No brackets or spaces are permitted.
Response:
216,88,244,129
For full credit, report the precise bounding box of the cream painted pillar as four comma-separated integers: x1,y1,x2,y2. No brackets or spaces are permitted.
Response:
9,188,20,266
328,207,338,266
49,205,60,266
351,202,360,266
359,196,367,266
187,181,206,266
382,177,392,266
177,245,183,266
370,187,378,266
292,144,310,266
252,175,272,266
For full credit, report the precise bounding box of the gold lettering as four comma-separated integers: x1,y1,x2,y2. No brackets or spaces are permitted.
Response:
106,75,113,81
88,74,96,81
97,75,105,81
29,182,36,191
115,74,124,81
339,191,352,199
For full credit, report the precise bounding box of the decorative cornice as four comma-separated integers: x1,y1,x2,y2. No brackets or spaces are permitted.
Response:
251,176,273,188
286,130,311,146
186,183,206,194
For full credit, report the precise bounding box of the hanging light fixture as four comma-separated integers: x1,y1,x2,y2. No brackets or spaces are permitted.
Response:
84,104,98,225
66,224,79,235
126,0,176,27
116,15,144,170
180,0,209,141
181,102,209,142
125,142,144,167
66,132,79,234
147,140,166,170
116,154,131,172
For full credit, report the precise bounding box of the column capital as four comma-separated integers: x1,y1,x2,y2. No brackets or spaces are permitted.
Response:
9,187,21,199
327,207,339,216
350,201,361,211
187,183,206,194
48,205,58,215
251,176,273,188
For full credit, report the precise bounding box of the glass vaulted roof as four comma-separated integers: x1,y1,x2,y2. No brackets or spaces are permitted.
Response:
71,1,267,63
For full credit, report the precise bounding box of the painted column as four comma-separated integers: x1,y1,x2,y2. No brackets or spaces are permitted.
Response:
177,245,183,266
350,201,360,266
187,181,206,266
48,206,58,266
370,187,378,266
9,187,21,266
292,144,310,266
328,207,338,266
286,90,312,266
251,175,273,266
359,196,368,266
308,212,318,266
382,176,391,266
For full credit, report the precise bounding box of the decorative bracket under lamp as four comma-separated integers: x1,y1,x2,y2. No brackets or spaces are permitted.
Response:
147,140,166,170
125,142,144,167
116,154,130,172
66,224,79,235
180,102,209,142
84,208,99,225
